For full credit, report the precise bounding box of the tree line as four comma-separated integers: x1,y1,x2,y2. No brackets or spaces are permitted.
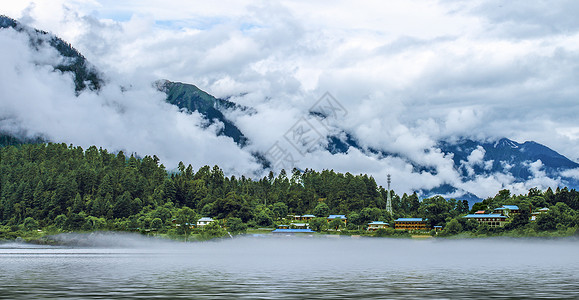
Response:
0,143,577,239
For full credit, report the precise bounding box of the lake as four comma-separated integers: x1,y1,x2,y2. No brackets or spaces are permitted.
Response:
0,234,578,299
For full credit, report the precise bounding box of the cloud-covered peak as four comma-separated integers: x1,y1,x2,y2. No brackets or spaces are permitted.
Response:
1,1,579,199
0,21,261,175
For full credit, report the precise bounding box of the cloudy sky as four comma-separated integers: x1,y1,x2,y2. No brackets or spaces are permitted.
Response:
2,0,579,198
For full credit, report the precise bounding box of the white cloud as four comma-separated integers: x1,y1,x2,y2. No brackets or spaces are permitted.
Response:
459,172,515,199
444,107,484,136
460,146,485,176
561,168,579,180
526,160,545,178
2,0,579,197
0,27,260,175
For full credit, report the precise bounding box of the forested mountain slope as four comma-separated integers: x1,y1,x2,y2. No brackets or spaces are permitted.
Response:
1,143,577,239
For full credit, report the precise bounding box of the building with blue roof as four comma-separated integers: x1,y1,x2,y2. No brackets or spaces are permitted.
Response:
463,213,508,227
493,205,521,217
395,218,424,222
367,221,389,231
327,215,347,224
502,205,519,210
327,215,347,219
394,218,429,231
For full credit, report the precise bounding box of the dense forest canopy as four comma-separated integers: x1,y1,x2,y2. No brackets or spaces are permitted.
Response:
0,143,577,238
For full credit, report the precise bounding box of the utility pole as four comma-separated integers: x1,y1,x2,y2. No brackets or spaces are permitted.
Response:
386,174,393,215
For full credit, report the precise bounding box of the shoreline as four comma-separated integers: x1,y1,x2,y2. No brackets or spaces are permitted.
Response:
2,229,578,247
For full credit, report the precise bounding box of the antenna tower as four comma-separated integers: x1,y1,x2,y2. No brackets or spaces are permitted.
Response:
386,174,393,215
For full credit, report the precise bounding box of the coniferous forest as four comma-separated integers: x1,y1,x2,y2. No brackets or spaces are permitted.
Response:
0,143,577,240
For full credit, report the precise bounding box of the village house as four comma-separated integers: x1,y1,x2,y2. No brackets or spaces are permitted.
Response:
493,205,520,216
367,221,389,231
196,217,214,227
463,213,508,227
290,223,309,229
288,214,316,222
327,215,347,224
287,215,299,221
531,207,550,221
394,218,429,231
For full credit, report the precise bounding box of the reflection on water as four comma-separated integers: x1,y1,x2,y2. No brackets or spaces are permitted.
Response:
0,235,578,299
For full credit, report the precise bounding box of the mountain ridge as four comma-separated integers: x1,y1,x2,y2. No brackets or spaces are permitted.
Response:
0,15,103,92
155,80,248,146
1,15,578,204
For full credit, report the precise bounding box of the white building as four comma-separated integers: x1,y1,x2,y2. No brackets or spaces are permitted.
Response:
196,217,214,227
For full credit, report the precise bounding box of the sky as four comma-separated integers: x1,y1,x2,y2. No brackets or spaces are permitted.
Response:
1,0,579,198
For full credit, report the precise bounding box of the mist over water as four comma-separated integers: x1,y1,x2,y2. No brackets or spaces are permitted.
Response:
1,234,578,299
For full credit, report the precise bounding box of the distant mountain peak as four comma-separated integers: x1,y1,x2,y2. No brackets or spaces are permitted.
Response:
494,138,520,149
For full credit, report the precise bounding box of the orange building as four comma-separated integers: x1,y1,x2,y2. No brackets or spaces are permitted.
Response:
394,218,429,231
289,214,316,222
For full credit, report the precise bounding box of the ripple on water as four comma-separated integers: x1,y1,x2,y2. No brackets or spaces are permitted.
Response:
0,236,578,299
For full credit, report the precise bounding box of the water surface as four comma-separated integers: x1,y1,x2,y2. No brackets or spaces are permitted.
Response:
0,234,577,299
